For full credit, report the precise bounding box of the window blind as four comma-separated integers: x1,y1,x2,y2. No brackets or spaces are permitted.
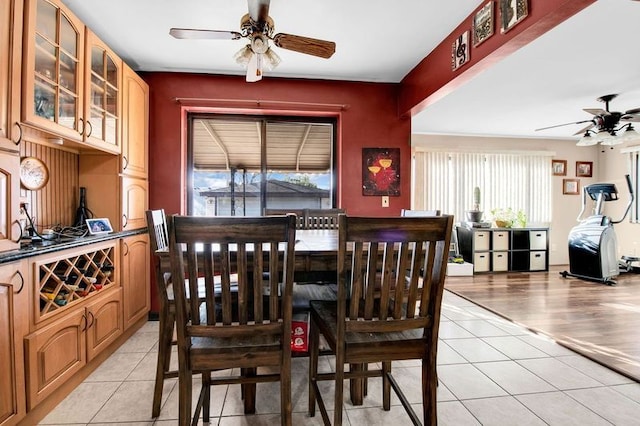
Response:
412,151,552,224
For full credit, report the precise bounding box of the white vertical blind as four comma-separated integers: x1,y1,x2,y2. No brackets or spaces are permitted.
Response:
412,151,552,224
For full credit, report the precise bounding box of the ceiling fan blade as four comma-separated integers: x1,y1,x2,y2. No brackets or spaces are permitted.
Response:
170,28,241,40
624,107,640,115
248,0,270,22
535,119,594,132
573,123,596,136
273,33,335,59
246,52,263,82
621,115,640,122
583,108,608,116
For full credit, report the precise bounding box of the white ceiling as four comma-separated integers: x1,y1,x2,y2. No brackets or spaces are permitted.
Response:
61,0,640,140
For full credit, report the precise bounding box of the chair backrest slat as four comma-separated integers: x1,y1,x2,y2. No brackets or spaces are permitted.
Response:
338,215,453,340
306,208,345,230
168,214,297,340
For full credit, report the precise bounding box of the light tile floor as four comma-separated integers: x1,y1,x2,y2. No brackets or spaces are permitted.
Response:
39,290,640,425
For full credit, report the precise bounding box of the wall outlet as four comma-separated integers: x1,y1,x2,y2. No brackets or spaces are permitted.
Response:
382,196,389,207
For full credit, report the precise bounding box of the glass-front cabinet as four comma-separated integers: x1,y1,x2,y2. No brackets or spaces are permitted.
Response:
23,0,121,153
23,0,84,141
84,31,121,151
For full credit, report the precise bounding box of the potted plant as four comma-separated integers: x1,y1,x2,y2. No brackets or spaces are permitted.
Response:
465,186,483,222
490,208,527,228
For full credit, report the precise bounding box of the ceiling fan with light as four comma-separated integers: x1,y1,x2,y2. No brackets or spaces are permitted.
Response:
169,0,336,82
536,94,640,146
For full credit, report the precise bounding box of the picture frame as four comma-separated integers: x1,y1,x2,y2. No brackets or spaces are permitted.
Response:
86,218,114,235
500,0,528,33
451,30,470,71
362,148,400,196
552,159,567,176
563,178,580,195
473,1,494,47
576,161,593,178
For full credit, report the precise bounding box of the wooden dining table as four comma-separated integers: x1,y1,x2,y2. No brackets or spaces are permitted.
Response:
156,228,340,278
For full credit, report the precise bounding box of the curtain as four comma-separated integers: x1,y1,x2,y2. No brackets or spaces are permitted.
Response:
412,151,552,224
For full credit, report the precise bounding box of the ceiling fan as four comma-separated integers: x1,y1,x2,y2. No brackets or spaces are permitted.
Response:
169,0,336,82
536,94,640,146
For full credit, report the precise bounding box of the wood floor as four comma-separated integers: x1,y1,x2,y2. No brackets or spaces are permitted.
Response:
445,264,640,382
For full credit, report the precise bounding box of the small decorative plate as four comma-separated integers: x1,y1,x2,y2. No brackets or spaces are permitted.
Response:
20,157,49,190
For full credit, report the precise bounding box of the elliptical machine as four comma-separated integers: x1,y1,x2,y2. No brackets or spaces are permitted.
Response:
560,175,634,285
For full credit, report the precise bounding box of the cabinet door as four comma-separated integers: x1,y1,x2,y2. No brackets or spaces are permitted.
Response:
85,288,122,361
22,0,85,142
0,261,27,426
0,151,20,252
121,64,148,178
121,234,149,330
84,30,121,153
24,307,86,409
121,176,148,230
0,0,22,150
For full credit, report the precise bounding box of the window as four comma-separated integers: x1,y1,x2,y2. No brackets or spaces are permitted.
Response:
412,150,552,224
188,114,336,216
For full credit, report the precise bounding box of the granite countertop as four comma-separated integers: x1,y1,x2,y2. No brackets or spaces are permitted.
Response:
0,228,148,264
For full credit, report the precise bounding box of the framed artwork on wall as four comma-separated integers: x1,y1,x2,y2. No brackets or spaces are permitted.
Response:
552,159,567,176
451,30,470,71
473,1,494,47
563,178,580,195
576,161,593,177
362,148,400,196
500,0,528,33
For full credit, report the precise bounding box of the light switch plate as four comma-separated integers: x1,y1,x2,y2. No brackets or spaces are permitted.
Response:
382,196,389,207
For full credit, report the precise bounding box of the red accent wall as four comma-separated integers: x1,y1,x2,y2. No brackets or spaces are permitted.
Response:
143,72,410,216
142,73,411,311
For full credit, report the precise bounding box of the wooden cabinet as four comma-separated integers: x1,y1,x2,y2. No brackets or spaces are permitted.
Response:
0,0,23,149
121,176,148,231
25,287,122,409
22,0,85,142
121,64,148,178
0,151,21,252
0,261,27,426
121,234,149,330
83,30,122,151
22,0,122,153
457,226,549,273
32,242,117,324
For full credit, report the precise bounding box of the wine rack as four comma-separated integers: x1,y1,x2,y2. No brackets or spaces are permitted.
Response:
37,245,116,320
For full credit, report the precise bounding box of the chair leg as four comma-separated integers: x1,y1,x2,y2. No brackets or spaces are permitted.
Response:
202,373,211,423
334,354,345,426
422,355,437,426
242,368,257,414
308,319,319,417
281,349,292,426
382,361,391,411
349,364,364,406
152,308,174,418
178,365,193,426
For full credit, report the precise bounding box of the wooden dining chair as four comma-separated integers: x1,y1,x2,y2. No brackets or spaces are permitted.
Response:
305,208,345,230
147,209,239,418
168,214,297,426
264,208,307,229
146,209,178,418
308,214,453,426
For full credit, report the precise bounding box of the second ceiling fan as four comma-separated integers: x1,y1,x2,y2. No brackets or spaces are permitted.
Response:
170,0,336,82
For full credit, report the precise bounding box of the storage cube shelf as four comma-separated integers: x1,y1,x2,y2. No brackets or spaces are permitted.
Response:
37,246,116,319
456,226,549,274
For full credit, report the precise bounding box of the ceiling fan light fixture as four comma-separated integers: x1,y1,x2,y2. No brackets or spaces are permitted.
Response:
263,47,281,70
234,45,253,67
618,124,640,142
576,132,598,146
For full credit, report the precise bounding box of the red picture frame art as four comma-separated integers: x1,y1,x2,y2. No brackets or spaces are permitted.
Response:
362,148,400,196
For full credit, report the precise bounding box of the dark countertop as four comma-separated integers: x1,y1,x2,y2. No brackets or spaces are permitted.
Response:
0,228,148,264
